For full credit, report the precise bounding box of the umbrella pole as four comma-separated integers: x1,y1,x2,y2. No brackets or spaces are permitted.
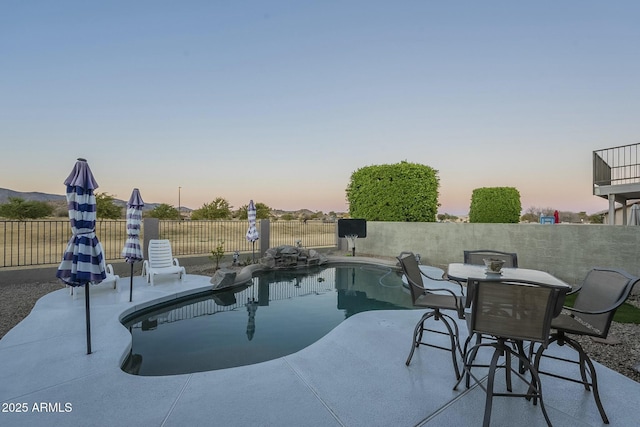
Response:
129,263,134,302
252,242,255,264
85,283,92,355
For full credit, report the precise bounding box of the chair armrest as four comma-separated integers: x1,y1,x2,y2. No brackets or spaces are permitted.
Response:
173,258,181,267
562,291,630,316
106,264,115,276
562,301,627,317
423,287,466,318
565,285,581,296
419,266,466,295
424,286,459,298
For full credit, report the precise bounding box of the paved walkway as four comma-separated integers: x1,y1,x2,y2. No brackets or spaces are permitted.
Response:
1,271,639,426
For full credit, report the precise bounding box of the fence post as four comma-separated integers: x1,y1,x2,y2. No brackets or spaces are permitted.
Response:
143,218,159,260
259,219,270,259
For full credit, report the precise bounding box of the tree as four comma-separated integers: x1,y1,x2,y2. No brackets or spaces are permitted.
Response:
520,206,554,223
237,202,271,220
437,213,459,222
589,213,604,224
191,197,232,220
0,197,53,220
95,192,122,219
147,203,181,220
209,240,225,270
346,161,439,222
280,213,294,221
469,187,521,223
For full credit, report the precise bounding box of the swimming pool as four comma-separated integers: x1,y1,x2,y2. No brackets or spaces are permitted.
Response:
121,263,412,376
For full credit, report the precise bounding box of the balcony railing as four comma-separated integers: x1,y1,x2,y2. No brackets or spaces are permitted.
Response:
0,219,338,268
593,143,640,189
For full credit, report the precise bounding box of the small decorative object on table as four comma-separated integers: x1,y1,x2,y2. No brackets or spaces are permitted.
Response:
483,258,505,274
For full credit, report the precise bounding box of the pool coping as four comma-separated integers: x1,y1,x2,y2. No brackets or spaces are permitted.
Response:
1,257,639,426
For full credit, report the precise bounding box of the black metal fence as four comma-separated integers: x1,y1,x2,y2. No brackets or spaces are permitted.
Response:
0,219,338,268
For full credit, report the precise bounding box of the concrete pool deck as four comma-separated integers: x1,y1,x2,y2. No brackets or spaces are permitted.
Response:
1,266,639,426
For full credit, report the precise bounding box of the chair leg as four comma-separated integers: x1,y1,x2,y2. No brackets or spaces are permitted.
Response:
504,349,513,392
482,346,503,427
579,348,608,424
463,333,483,388
477,342,553,427
405,310,461,380
439,313,462,380
454,341,494,391
534,334,609,424
515,349,552,427
405,311,436,366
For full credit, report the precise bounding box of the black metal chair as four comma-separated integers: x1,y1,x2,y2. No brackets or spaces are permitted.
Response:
532,267,639,424
397,251,466,379
460,249,522,373
463,249,519,268
454,278,563,427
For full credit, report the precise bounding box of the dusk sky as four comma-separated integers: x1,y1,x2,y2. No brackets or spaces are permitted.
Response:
2,1,638,215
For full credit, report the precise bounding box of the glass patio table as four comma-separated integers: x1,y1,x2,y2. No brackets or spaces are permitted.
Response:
446,263,572,314
447,263,570,289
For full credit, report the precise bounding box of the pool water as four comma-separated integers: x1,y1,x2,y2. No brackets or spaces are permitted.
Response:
121,264,412,376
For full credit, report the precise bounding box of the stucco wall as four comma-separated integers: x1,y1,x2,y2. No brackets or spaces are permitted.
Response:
349,222,640,287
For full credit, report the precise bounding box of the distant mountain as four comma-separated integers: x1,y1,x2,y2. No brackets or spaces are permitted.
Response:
0,188,175,212
271,208,318,217
0,188,67,204
0,189,337,216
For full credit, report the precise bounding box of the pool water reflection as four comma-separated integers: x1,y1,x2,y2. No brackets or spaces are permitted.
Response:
121,264,412,376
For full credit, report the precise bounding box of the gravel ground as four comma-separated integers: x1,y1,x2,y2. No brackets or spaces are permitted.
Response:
1,265,639,384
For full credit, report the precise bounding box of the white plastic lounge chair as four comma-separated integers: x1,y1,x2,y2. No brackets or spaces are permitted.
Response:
142,239,186,286
69,263,120,299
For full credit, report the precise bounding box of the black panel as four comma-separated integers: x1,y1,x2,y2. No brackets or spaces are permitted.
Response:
337,219,367,238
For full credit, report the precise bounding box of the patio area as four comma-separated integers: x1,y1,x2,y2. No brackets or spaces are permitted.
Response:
1,266,639,426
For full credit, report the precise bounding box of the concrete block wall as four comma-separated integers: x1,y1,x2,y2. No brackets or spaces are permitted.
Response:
350,222,640,287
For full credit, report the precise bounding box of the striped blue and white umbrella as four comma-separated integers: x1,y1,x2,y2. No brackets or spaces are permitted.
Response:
56,158,105,354
246,200,259,262
122,188,144,302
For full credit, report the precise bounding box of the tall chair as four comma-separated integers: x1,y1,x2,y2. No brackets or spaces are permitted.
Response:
460,249,521,371
397,252,465,379
463,249,518,268
455,278,563,427
533,268,639,424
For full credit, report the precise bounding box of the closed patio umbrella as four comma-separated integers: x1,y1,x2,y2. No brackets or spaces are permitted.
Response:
553,210,560,224
246,200,259,263
56,158,106,355
246,297,258,341
122,188,144,302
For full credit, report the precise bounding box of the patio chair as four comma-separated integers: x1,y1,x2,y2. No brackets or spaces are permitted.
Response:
69,263,120,299
460,249,521,370
463,249,518,268
454,278,563,427
142,239,186,286
397,251,465,379
532,267,640,424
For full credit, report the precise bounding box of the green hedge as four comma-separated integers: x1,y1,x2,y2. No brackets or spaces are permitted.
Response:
469,187,521,223
346,161,439,222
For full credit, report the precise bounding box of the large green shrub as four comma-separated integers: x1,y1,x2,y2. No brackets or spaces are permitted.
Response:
96,192,123,219
191,197,232,220
469,187,522,223
237,202,271,220
0,197,53,220
147,203,181,220
346,161,439,222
